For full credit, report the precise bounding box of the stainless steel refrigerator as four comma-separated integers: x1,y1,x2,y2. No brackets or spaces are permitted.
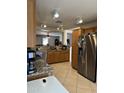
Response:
78,32,97,82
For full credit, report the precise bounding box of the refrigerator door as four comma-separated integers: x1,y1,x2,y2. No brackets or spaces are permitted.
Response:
78,37,87,77
85,33,97,82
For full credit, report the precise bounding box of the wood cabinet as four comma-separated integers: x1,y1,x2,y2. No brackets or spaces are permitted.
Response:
83,27,97,34
72,28,81,69
27,0,36,48
47,50,69,64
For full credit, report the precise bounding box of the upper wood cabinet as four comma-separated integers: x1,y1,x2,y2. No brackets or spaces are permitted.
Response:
27,0,36,48
83,27,97,34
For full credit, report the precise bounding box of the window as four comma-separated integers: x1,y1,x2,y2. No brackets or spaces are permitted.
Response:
43,37,48,45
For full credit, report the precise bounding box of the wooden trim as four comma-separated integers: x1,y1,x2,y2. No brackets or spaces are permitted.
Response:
27,0,36,48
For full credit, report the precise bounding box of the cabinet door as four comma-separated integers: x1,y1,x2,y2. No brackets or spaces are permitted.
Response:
55,52,60,62
64,51,69,61
47,52,55,64
84,27,97,34
72,29,81,69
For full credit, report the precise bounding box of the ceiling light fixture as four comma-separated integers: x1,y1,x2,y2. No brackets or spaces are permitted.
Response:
76,17,83,24
57,27,60,30
54,12,59,18
52,9,60,19
78,19,83,24
43,25,47,28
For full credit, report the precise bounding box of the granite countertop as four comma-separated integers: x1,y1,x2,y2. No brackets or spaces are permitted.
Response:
47,48,69,52
27,59,53,81
37,46,70,52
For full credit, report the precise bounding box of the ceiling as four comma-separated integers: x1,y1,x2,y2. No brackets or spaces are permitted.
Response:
36,0,97,31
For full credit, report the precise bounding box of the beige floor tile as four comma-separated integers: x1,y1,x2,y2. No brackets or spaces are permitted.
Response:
54,72,66,84
63,83,77,93
77,87,92,93
51,63,69,73
55,72,66,79
77,80,91,89
67,70,78,77
92,89,97,93
55,75,65,84
78,74,90,82
77,76,91,89
89,82,97,90
66,72,77,80
64,77,77,87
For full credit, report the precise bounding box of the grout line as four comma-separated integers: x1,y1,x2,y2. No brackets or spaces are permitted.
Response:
75,73,78,93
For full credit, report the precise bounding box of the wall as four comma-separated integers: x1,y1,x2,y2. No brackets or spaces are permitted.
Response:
36,35,60,46
36,35,42,44
67,33,72,46
63,30,72,45
48,36,60,46
62,30,73,63
36,30,62,41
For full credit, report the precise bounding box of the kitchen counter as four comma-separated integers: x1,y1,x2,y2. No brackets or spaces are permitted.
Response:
47,49,70,64
27,47,69,81
27,59,53,81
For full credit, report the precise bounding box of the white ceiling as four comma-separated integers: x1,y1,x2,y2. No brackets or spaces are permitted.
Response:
36,0,97,30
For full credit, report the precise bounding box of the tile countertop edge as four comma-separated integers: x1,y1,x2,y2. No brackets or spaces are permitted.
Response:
27,73,49,81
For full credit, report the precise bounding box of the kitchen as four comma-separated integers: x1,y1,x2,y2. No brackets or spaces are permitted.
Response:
27,0,97,93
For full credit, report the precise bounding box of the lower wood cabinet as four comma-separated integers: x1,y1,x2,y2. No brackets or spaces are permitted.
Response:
47,50,69,64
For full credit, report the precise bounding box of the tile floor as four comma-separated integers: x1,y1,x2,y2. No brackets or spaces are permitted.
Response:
50,62,97,93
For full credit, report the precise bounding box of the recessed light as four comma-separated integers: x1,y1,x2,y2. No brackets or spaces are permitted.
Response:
57,27,59,30
44,25,47,28
78,19,83,24
54,12,59,18
52,9,60,19
75,17,83,24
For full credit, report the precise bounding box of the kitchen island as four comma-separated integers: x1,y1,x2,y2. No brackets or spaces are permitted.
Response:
47,49,70,64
